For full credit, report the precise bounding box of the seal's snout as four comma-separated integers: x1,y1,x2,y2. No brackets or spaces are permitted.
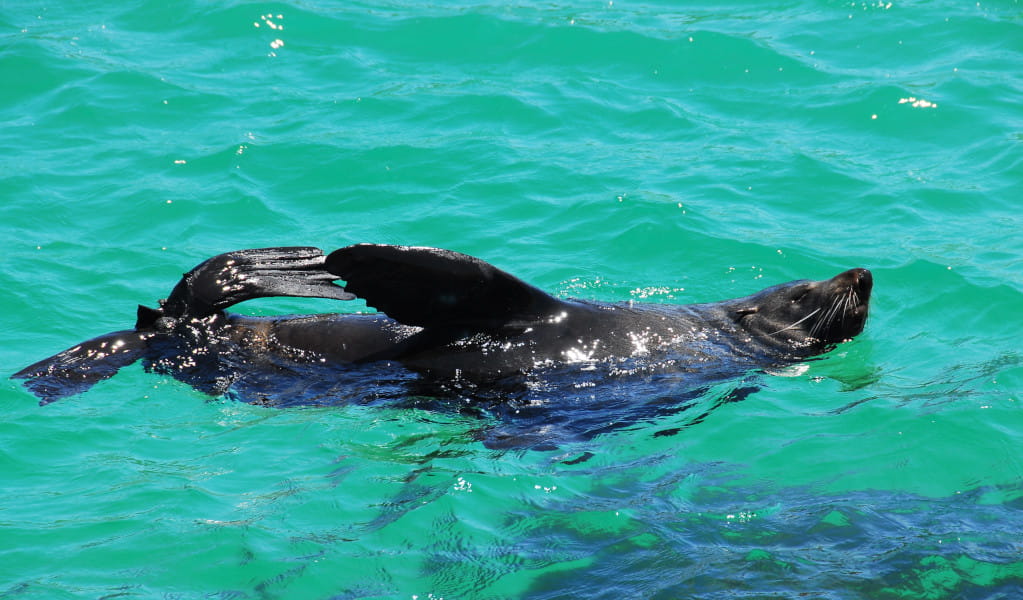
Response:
832,268,872,302
851,268,872,299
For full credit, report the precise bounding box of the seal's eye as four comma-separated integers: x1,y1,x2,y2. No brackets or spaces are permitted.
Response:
791,290,809,304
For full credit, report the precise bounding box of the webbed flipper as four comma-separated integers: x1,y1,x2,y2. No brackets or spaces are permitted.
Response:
160,246,354,320
12,330,152,405
325,244,564,331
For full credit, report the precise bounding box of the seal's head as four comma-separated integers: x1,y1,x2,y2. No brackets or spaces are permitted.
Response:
732,268,872,353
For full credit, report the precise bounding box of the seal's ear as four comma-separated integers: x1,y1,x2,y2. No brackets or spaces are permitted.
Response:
12,330,151,405
731,306,758,321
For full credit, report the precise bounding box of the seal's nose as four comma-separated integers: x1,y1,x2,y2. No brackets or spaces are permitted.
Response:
851,268,873,299
831,268,872,302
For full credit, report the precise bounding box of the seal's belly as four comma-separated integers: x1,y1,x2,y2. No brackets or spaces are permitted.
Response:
398,306,738,377
234,301,778,380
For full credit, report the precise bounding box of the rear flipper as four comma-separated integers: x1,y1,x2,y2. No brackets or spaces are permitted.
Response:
12,330,152,405
153,246,354,323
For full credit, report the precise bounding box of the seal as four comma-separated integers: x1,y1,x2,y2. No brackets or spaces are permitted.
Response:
13,244,871,406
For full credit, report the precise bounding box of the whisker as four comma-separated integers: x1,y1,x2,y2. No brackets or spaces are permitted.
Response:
843,288,856,322
836,290,850,328
827,287,858,336
809,298,837,336
830,290,847,322
770,281,865,342
811,295,844,338
768,307,822,336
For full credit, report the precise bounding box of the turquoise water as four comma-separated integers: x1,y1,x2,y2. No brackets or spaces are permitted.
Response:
3,0,1023,597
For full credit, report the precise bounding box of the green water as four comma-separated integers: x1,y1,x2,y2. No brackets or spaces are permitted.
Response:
2,0,1022,597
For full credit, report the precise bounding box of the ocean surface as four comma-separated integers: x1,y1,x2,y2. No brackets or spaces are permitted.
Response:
2,0,1022,598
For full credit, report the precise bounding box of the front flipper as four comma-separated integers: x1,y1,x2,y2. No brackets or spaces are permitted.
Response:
159,246,354,320
12,330,152,404
325,244,564,331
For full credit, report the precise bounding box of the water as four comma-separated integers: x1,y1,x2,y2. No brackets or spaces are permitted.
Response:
2,0,1022,597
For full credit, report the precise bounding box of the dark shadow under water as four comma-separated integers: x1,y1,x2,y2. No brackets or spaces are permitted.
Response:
506,478,1023,600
